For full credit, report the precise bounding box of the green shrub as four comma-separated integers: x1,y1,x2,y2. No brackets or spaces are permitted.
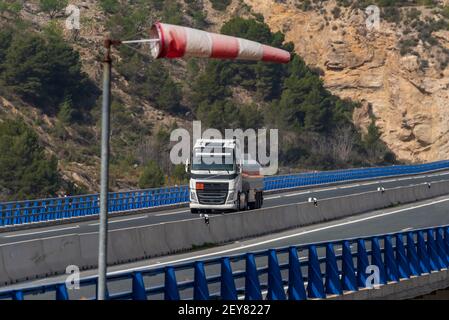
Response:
210,0,231,11
57,96,75,124
39,0,68,18
331,6,341,19
163,0,183,25
0,1,23,18
99,0,119,14
0,119,60,200
171,164,188,184
139,160,165,188
382,6,401,23
399,38,418,56
442,6,449,19
296,0,312,11
148,0,164,10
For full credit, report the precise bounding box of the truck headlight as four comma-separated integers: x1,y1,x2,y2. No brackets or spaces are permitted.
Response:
227,191,235,204
190,191,198,202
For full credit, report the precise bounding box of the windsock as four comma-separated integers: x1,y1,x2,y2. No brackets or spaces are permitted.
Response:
149,22,290,64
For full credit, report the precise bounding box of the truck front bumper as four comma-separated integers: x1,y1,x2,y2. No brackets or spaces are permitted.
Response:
189,202,237,210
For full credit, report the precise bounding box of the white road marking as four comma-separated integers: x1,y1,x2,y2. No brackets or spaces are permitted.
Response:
316,187,337,192
107,196,449,276
285,191,310,197
339,184,359,189
360,182,378,186
155,210,189,217
3,226,80,238
265,196,280,200
397,177,412,181
88,215,148,226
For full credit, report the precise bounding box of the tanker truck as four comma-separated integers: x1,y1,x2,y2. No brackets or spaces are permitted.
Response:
185,139,264,214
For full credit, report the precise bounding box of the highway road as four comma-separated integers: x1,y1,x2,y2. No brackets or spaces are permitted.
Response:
108,194,449,296
2,170,449,299
1,170,449,245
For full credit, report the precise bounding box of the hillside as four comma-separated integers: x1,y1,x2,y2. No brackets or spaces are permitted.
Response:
0,0,403,201
247,0,449,163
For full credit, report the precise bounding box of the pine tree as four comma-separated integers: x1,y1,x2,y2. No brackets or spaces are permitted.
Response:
1,30,95,113
0,119,59,200
157,79,182,113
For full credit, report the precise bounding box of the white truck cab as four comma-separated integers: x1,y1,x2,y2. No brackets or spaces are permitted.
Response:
186,139,264,214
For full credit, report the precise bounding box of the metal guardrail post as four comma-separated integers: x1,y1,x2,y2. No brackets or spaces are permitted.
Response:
356,239,369,287
341,240,357,292
164,266,180,300
267,249,286,300
193,261,209,300
288,247,307,300
220,257,237,300
245,253,262,300
307,245,325,298
131,272,147,300
325,243,342,295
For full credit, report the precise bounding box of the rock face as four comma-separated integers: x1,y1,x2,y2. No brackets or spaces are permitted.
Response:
245,0,449,163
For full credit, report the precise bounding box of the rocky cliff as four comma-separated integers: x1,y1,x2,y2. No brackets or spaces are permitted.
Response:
246,0,449,163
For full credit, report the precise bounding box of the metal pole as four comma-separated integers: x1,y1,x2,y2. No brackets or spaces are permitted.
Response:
121,39,159,44
98,39,113,300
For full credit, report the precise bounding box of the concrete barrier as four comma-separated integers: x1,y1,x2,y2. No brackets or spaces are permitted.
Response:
1,180,449,285
108,228,146,265
79,233,98,269
0,248,8,286
0,239,47,284
42,234,82,275
138,223,171,257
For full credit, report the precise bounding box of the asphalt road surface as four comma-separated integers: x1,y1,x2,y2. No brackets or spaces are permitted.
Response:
1,170,448,245
2,176,449,299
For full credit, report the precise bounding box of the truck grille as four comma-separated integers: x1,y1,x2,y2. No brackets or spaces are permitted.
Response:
197,183,228,205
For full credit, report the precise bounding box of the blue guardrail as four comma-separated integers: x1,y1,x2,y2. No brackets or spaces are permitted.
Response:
1,160,449,227
1,224,448,300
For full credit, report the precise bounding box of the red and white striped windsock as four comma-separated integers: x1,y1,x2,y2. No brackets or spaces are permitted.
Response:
148,22,290,64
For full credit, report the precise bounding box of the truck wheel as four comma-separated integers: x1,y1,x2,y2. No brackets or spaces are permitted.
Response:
248,192,258,210
244,192,249,210
237,192,248,211
255,192,263,209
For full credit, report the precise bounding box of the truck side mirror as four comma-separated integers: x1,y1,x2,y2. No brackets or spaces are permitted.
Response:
185,158,190,173
237,160,243,173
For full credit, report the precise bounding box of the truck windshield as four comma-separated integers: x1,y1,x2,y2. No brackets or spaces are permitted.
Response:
192,147,235,171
